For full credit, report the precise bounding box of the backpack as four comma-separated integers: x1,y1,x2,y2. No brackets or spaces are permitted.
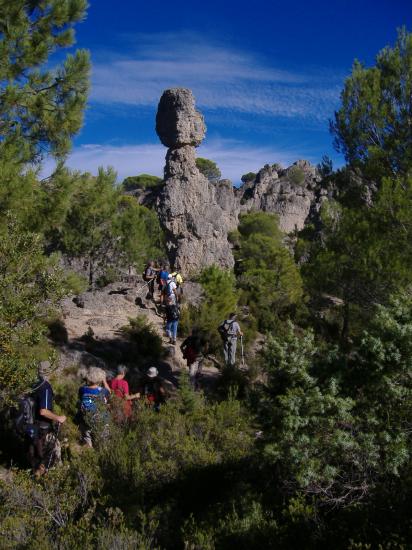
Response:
80,390,99,414
171,272,183,286
14,395,36,436
218,320,235,340
167,304,180,321
142,267,153,282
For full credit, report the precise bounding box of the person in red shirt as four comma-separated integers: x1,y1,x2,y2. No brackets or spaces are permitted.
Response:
110,365,140,420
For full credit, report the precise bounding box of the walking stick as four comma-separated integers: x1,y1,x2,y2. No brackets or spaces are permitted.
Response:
240,336,245,367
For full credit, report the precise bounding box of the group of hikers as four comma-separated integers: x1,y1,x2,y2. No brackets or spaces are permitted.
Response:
14,261,245,478
17,360,167,477
143,260,183,344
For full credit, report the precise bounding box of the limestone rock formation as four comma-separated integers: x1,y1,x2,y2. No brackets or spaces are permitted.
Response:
237,159,322,233
156,88,206,148
155,88,238,274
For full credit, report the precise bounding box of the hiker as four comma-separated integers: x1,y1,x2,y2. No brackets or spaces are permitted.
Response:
180,328,206,389
26,361,66,477
77,367,110,448
158,264,169,304
139,367,167,410
110,365,140,421
143,260,158,299
164,273,179,305
218,313,243,367
165,300,180,345
170,270,184,300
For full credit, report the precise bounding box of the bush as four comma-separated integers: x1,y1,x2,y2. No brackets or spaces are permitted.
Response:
121,174,163,191
121,315,163,361
95,267,120,288
287,166,305,185
63,271,89,295
240,172,256,184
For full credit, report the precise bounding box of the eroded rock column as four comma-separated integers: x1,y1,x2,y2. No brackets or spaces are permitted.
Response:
155,88,237,274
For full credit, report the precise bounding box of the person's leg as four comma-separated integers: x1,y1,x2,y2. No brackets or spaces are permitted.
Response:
34,429,49,476
189,360,198,388
195,358,204,390
172,320,178,343
165,319,172,339
80,422,93,447
223,340,229,364
229,338,237,366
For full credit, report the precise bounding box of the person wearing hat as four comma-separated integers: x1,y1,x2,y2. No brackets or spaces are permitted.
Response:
28,361,66,477
110,365,140,420
139,367,166,410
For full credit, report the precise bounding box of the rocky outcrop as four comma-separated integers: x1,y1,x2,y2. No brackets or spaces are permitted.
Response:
150,88,328,273
237,160,323,233
155,88,238,274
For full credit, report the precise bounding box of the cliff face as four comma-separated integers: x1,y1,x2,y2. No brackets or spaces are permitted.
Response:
237,160,322,233
152,88,325,274
155,88,238,274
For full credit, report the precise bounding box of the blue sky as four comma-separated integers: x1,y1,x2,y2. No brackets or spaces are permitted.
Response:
53,0,412,184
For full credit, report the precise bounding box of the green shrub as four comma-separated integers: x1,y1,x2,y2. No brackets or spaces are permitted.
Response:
63,271,88,295
121,315,163,361
95,267,120,288
121,174,163,191
287,166,305,185
240,172,256,184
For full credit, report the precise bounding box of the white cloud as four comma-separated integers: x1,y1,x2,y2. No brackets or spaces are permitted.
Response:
42,139,308,184
90,32,341,121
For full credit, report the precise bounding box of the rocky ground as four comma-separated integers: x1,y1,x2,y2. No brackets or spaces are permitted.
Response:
57,280,221,391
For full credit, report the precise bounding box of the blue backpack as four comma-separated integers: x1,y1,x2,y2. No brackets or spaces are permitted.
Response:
80,387,104,414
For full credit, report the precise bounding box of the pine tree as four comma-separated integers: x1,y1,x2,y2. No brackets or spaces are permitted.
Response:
0,0,90,164
331,27,412,180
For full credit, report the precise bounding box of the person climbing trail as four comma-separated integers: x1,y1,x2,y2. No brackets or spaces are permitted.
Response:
164,273,179,305
24,361,66,478
165,300,180,344
170,269,184,301
143,260,159,300
138,367,167,411
110,365,140,421
180,328,207,389
77,367,110,448
218,313,243,367
158,264,170,305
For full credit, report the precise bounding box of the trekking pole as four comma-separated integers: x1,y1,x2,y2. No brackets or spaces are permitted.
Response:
46,422,60,472
240,336,245,367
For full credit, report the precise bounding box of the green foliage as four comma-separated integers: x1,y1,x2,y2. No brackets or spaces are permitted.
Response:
181,266,238,353
287,165,306,185
0,217,64,404
236,212,304,331
317,154,333,178
260,325,359,502
121,315,163,362
0,0,90,163
62,270,88,295
343,292,412,477
240,172,256,184
59,168,119,285
115,195,164,271
303,175,412,338
331,27,412,179
121,174,163,191
196,157,221,183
